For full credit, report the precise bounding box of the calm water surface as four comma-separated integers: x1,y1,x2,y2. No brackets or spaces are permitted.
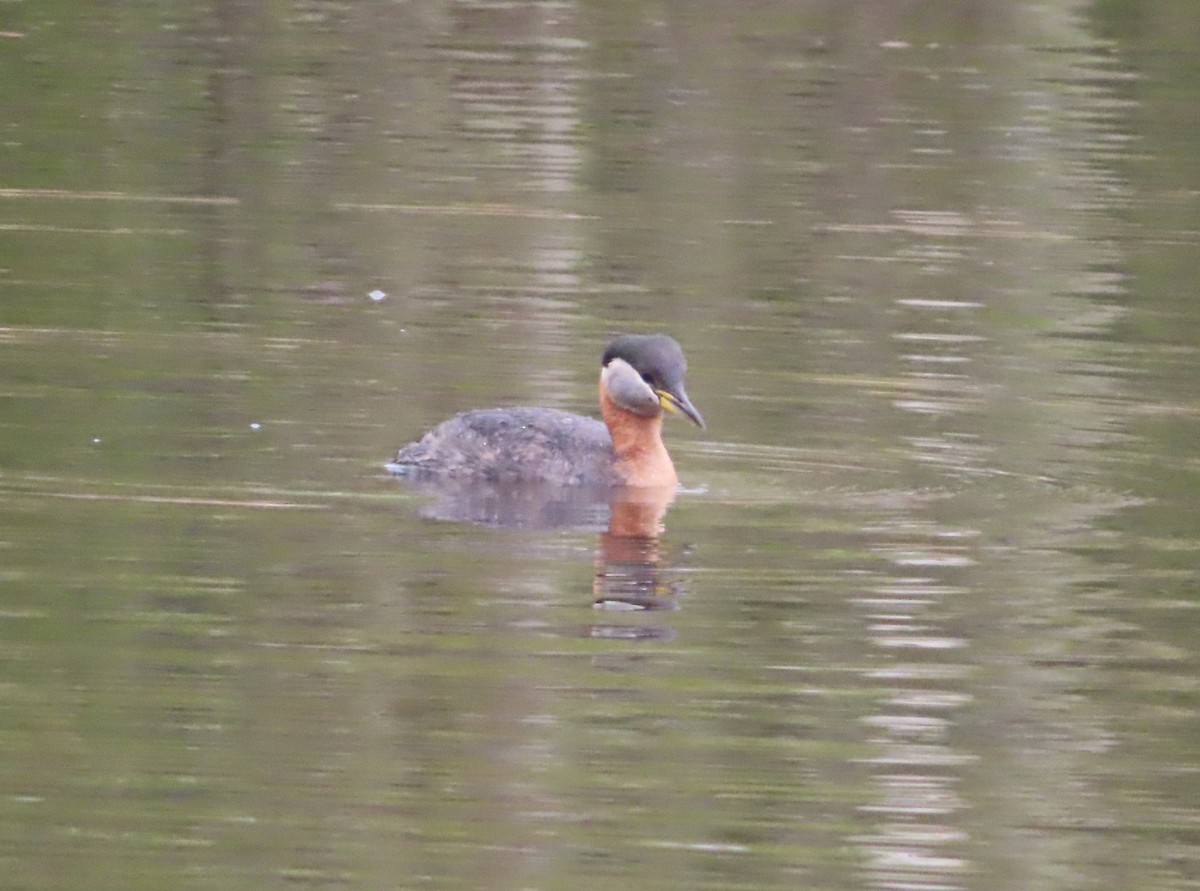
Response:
2,3,1199,890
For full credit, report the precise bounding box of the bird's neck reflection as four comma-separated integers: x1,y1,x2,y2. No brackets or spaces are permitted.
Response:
592,486,682,618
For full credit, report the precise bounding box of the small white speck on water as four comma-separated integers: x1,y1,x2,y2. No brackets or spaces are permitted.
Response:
369,289,387,302
249,423,261,431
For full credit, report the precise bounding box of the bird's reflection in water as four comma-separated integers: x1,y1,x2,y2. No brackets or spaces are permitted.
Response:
392,473,689,639
591,489,682,643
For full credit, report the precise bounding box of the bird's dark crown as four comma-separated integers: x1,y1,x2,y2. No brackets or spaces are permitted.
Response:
601,334,687,388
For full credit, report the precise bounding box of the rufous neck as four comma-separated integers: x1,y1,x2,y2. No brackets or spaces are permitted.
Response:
600,378,678,488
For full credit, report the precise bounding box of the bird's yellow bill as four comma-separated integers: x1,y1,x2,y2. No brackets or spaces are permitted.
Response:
656,389,705,429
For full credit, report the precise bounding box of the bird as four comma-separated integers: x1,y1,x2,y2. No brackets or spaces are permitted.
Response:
389,334,704,488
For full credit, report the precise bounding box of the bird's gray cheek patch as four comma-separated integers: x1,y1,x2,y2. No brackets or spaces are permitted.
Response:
602,359,660,417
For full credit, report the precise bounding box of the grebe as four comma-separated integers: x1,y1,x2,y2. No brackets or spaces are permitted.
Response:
389,334,704,488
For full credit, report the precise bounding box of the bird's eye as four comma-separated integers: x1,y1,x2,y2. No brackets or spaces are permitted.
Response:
641,373,654,386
